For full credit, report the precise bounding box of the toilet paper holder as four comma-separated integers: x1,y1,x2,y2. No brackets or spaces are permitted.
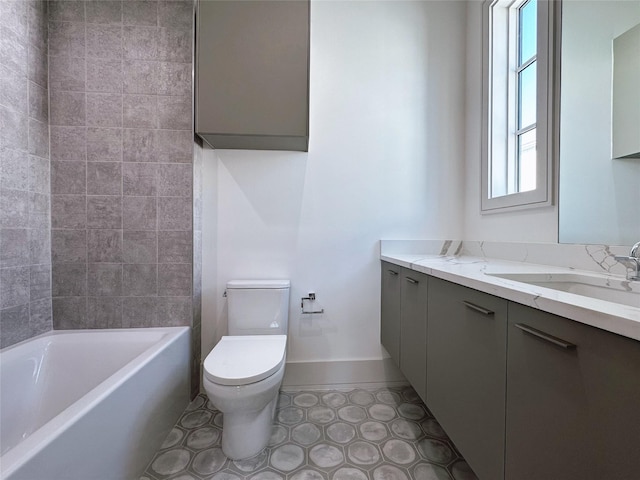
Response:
301,293,324,314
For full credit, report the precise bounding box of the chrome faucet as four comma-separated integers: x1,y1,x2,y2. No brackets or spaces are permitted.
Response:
615,242,640,281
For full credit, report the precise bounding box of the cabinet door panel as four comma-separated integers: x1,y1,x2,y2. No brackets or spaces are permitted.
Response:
380,262,402,367
427,277,507,480
196,0,309,150
400,271,428,402
506,302,640,480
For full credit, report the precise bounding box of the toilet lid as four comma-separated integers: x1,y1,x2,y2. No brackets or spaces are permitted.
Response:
204,335,287,386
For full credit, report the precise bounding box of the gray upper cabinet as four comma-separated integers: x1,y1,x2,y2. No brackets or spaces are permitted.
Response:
506,302,640,480
380,262,402,367
400,270,428,402
427,277,507,480
196,0,310,151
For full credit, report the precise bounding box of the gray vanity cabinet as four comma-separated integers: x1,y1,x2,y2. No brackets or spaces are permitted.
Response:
505,303,640,480
380,262,428,402
427,277,507,480
381,260,640,480
399,270,428,402
380,262,402,367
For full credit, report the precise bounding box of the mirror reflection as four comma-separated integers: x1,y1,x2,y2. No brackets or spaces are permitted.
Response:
559,0,640,245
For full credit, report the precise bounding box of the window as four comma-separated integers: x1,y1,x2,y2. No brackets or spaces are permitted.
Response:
481,0,559,212
516,0,537,193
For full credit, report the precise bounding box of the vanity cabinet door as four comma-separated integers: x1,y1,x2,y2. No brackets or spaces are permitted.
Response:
506,303,640,480
427,277,507,480
400,270,428,402
380,262,402,367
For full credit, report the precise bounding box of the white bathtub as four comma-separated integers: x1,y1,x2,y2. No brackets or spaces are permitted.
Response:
0,327,190,480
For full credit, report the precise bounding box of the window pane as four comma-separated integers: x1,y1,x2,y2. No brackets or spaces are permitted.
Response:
519,0,537,64
518,128,537,192
519,61,536,129
491,155,508,198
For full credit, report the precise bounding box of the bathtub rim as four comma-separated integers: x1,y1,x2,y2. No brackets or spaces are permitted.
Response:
0,326,190,478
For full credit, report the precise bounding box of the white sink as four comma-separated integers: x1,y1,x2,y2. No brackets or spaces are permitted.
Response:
487,272,640,308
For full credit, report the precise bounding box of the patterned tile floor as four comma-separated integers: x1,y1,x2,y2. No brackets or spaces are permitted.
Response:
141,386,479,480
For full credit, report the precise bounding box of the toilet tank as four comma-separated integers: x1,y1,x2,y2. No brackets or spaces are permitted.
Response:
226,280,290,335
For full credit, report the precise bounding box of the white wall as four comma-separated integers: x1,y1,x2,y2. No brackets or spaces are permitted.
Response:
201,146,218,361
201,0,467,362
463,1,559,243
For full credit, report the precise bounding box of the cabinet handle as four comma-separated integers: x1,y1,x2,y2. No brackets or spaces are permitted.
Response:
405,277,419,284
388,269,398,276
514,323,577,350
463,301,494,316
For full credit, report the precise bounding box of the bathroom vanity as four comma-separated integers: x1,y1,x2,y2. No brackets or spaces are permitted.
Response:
380,246,640,480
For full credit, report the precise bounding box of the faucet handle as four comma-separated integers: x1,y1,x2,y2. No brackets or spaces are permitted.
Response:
614,255,636,265
615,254,640,281
630,241,640,259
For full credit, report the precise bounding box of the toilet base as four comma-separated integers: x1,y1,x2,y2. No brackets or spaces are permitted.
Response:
221,395,278,460
203,358,285,461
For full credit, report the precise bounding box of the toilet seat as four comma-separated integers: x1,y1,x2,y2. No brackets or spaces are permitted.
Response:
204,335,287,386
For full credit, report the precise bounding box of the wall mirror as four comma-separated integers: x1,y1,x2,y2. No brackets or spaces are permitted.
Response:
558,0,640,246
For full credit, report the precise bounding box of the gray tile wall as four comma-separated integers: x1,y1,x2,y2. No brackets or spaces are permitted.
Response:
48,0,198,388
0,0,52,348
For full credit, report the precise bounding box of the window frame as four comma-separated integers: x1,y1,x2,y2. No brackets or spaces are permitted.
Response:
481,0,560,213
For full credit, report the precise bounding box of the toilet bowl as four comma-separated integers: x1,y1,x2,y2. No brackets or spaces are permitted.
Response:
202,280,290,460
203,336,286,459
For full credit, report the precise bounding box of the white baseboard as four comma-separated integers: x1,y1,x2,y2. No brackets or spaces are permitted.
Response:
281,358,408,391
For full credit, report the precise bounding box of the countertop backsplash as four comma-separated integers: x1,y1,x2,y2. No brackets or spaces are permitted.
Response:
380,240,630,277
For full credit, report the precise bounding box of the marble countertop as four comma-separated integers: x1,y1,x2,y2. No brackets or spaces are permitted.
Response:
381,253,640,342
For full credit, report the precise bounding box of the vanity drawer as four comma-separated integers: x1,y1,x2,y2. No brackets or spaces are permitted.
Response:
427,277,508,480
381,261,402,367
506,302,640,480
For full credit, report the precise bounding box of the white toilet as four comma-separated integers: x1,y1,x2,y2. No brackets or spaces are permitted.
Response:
202,279,290,460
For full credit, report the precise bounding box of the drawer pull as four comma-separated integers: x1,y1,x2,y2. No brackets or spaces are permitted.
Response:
463,301,494,316
514,323,577,350
405,277,419,284
388,269,398,276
